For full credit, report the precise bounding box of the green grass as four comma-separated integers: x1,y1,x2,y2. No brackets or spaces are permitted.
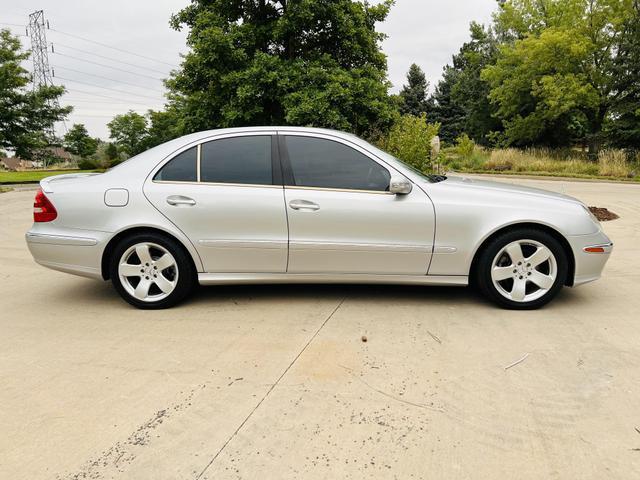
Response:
0,169,99,184
0,186,13,193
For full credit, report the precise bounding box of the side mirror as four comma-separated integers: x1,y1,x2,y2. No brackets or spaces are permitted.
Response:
389,176,412,195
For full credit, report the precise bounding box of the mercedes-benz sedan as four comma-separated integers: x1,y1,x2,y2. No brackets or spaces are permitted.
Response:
26,127,613,309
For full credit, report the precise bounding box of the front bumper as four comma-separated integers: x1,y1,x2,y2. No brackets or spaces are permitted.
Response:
566,230,613,286
25,225,110,280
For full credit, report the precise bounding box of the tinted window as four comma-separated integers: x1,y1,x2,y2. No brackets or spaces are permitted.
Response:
154,147,197,182
201,136,272,185
285,136,390,191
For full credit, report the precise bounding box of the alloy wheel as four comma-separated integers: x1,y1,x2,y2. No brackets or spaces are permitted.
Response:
490,239,557,303
118,242,179,302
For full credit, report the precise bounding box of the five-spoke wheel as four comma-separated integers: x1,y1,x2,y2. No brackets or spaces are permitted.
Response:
110,232,195,309
476,229,568,309
118,242,179,302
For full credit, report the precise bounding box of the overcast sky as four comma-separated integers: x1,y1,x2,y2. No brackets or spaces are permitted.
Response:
0,0,497,140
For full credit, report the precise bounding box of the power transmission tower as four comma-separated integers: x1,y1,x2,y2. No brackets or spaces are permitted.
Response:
28,10,54,90
27,10,66,149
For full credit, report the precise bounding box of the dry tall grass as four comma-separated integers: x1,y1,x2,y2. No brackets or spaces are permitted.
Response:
479,148,636,178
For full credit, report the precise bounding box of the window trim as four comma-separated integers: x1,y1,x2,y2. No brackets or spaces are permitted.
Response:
151,132,281,188
278,133,394,194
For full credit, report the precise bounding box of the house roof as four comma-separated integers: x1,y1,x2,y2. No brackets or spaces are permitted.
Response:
0,157,28,170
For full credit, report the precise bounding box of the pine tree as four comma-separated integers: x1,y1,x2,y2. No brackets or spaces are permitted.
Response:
399,63,431,117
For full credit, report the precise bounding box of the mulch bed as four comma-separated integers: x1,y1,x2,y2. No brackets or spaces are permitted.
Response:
588,206,620,221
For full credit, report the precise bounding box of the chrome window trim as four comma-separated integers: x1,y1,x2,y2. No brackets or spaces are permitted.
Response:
285,185,393,195
153,180,282,189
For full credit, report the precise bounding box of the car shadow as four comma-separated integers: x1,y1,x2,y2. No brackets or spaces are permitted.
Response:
189,283,478,306
50,277,585,312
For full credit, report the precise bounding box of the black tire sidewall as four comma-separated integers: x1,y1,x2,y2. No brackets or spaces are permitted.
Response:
109,232,195,309
475,229,568,310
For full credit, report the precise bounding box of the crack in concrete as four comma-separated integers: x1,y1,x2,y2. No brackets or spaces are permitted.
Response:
195,297,347,479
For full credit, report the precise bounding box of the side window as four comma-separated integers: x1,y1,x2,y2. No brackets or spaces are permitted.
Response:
154,146,197,182
284,136,390,191
201,136,272,185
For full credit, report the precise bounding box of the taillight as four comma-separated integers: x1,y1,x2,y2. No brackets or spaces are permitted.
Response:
33,189,57,222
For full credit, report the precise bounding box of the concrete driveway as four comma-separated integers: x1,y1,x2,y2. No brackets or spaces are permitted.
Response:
1,177,639,479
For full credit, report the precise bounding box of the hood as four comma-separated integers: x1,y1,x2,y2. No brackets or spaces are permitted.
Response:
437,175,582,205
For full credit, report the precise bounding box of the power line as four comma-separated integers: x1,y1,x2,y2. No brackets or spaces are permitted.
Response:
52,65,164,93
69,113,147,118
52,42,170,76
63,97,153,105
49,28,179,68
54,75,165,101
58,86,159,106
53,51,164,81
0,22,26,28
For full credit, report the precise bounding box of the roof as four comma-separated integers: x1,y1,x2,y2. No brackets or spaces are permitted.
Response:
105,126,412,183
0,157,30,170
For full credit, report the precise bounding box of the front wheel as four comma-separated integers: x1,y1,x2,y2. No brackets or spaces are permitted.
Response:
475,228,568,309
109,232,196,309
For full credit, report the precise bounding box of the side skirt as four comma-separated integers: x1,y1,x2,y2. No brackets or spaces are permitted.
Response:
198,273,468,287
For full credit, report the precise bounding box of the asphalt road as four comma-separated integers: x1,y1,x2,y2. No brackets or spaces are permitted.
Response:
1,177,639,479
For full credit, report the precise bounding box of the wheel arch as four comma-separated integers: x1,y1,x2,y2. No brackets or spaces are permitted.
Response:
469,222,575,287
101,226,199,280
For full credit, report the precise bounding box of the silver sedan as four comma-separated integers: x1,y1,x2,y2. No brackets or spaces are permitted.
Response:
26,127,613,309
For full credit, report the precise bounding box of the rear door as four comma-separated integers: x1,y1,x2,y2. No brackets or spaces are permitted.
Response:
144,132,288,273
280,133,435,275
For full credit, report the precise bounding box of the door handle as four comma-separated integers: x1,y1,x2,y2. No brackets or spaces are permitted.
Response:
166,195,196,206
289,199,320,211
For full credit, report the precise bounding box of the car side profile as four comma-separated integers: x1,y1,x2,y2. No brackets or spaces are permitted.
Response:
26,127,613,309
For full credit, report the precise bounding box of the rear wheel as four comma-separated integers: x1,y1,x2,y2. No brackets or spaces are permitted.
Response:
109,232,195,309
475,228,568,309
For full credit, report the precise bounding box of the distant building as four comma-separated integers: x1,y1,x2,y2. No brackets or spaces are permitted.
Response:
0,157,34,171
48,147,74,163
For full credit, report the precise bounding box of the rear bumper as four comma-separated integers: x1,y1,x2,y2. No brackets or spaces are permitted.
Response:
566,230,613,286
25,226,109,280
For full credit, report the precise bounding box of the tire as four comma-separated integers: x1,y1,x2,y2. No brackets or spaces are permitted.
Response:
109,232,196,309
474,228,568,310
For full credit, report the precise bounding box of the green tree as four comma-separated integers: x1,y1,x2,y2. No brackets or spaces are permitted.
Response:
107,111,149,157
0,29,71,159
399,63,431,117
483,0,636,157
166,0,396,136
430,65,466,144
146,108,182,149
607,0,640,150
63,123,98,158
431,23,500,145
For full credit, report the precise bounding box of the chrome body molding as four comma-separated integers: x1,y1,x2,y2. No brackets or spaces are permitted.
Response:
26,232,98,247
198,273,469,286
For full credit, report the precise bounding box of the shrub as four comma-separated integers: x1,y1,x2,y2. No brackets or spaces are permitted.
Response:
78,158,97,170
455,133,476,159
376,114,440,172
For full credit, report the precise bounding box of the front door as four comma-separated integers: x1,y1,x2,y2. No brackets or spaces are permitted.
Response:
280,133,435,275
144,133,288,273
